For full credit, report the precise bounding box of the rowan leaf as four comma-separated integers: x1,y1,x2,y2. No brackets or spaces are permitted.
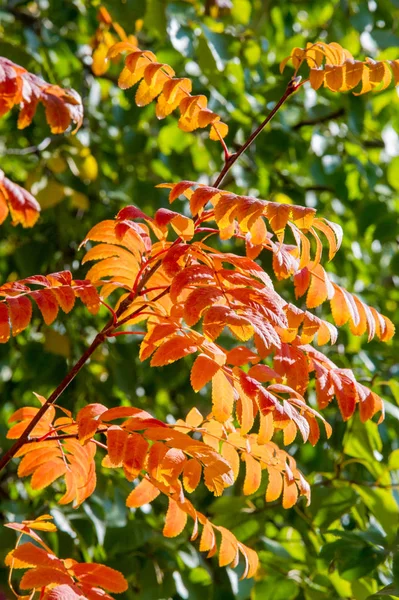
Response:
212,370,234,422
11,543,64,570
242,453,262,495
282,476,299,509
43,585,83,600
150,336,198,367
183,458,202,493
126,478,160,508
106,426,128,467
0,273,100,342
265,467,283,502
163,498,188,537
20,567,73,590
110,43,228,139
123,433,149,480
191,353,220,392
0,169,40,228
30,460,67,490
218,527,239,568
199,521,216,553
281,41,399,96
71,563,128,593
0,57,83,133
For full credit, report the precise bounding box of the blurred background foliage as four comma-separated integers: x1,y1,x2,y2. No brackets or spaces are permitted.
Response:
0,0,399,598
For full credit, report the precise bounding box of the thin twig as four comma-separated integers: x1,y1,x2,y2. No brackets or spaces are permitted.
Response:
212,76,303,189
3,137,53,155
0,263,157,473
293,107,345,130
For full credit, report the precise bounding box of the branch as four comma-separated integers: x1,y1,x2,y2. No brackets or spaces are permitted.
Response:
212,76,303,189
314,477,399,489
3,137,53,155
0,327,107,471
0,263,158,473
293,107,345,130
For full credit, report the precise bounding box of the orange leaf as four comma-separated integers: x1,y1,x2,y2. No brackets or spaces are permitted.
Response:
282,476,298,509
185,407,203,428
221,442,240,481
199,520,216,553
20,567,73,590
71,563,128,593
123,433,149,480
184,287,224,327
238,543,259,579
190,353,220,392
30,460,67,490
170,264,215,303
306,265,333,308
242,453,262,495
183,458,202,493
150,336,198,367
212,370,234,423
163,498,188,537
11,543,64,570
226,346,259,367
265,467,283,502
126,478,160,508
77,417,100,445
218,526,239,567
106,426,128,467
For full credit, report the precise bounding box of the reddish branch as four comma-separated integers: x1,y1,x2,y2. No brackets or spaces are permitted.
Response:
213,76,303,189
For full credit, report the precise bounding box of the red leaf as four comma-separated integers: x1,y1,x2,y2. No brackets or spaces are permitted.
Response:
7,296,32,335
0,302,10,343
170,264,215,302
330,369,358,420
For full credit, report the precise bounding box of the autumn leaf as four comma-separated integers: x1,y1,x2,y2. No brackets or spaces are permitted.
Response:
0,57,83,132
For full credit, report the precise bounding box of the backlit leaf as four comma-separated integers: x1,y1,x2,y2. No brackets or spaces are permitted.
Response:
163,498,188,537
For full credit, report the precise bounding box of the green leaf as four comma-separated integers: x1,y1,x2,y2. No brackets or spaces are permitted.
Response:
231,0,252,24
367,584,399,599
309,486,358,529
353,486,399,543
253,576,298,600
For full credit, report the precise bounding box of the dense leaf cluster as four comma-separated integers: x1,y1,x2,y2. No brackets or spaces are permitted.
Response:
0,2,398,600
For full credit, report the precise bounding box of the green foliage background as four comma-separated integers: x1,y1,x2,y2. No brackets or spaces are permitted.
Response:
0,1,399,598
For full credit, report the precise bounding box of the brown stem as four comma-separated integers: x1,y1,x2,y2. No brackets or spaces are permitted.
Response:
212,77,301,189
24,429,109,444
0,327,108,472
0,261,159,473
